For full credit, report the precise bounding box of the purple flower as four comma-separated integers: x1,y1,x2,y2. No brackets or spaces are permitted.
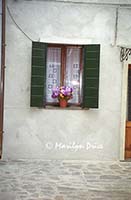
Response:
51,86,73,101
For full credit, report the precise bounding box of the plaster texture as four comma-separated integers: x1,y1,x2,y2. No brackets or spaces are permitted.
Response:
117,8,131,46
20,0,131,6
3,0,130,160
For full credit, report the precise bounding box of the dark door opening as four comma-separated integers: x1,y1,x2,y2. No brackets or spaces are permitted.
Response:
125,64,131,159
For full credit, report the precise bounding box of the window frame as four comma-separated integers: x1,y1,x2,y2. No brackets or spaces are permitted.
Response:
46,44,83,107
31,42,100,109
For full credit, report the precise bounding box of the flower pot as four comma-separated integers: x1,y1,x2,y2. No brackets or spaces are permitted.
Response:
59,99,67,108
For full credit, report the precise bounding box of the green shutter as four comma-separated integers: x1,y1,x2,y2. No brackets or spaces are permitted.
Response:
30,42,47,107
83,45,100,108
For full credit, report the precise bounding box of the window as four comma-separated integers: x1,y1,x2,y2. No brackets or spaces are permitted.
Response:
31,42,100,109
46,44,82,105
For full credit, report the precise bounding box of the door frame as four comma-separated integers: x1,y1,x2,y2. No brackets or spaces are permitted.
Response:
0,0,6,159
120,59,131,160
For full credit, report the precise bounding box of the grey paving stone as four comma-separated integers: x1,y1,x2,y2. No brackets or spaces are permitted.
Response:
0,192,17,200
100,175,121,179
0,160,131,200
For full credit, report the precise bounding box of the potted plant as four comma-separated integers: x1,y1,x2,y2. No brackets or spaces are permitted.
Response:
52,86,73,108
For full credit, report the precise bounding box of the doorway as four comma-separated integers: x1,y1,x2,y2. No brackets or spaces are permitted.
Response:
125,64,131,159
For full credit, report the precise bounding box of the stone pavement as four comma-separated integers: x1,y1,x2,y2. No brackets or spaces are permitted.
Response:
0,160,131,200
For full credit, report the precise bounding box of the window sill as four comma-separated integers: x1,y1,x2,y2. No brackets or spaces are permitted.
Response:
45,105,89,110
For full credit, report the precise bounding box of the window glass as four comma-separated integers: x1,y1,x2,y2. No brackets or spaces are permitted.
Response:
46,47,61,103
65,47,81,104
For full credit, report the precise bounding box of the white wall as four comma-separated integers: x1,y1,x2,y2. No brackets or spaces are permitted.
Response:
19,0,131,5
117,8,131,46
3,0,128,160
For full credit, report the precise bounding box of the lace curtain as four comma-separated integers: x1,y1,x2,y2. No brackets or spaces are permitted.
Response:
46,46,81,104
46,48,61,103
65,47,81,104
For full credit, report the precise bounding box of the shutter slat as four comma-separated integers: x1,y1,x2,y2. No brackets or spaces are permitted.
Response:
32,57,45,66
32,67,45,76
31,96,44,107
30,42,47,107
85,68,99,77
32,49,46,57
83,45,100,108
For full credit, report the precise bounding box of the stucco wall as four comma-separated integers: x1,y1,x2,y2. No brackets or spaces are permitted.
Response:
3,0,129,160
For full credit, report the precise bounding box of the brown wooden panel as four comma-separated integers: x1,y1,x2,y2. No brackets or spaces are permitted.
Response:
125,150,131,159
126,121,131,127
128,67,131,121
125,122,131,159
129,64,131,69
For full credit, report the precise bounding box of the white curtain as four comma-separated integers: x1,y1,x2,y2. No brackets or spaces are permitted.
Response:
65,47,81,104
46,48,61,103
